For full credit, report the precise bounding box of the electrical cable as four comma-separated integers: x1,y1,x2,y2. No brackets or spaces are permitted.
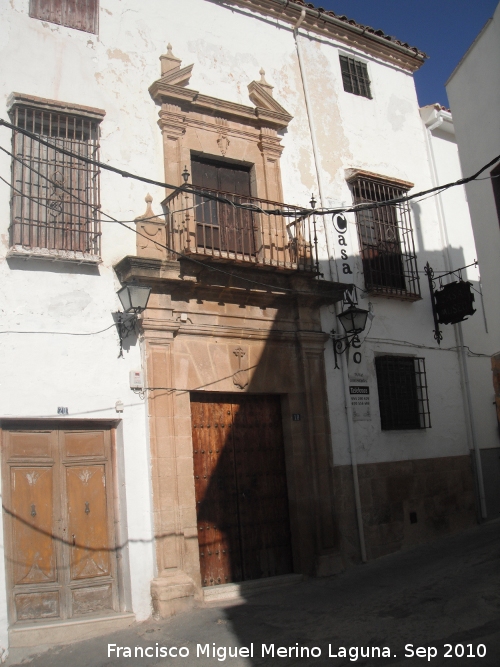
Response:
0,323,117,336
1,118,499,217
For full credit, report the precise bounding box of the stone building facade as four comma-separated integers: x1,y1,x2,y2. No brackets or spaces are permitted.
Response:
0,0,492,653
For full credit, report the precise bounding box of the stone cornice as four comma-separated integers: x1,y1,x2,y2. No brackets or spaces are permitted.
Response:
114,255,348,307
222,0,427,73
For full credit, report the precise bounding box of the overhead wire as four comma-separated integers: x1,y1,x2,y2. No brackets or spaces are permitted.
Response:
1,118,499,218
0,119,498,334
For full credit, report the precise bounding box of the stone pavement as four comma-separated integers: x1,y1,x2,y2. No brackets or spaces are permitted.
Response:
7,520,499,667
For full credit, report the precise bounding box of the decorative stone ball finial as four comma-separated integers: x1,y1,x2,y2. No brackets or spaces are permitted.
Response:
160,42,182,75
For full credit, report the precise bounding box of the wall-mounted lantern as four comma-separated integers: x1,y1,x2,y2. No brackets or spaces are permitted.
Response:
115,284,152,357
331,301,369,369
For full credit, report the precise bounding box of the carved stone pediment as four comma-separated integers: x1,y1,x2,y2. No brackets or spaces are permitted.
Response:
149,46,292,130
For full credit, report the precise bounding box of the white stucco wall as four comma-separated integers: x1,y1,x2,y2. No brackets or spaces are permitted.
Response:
446,2,500,363
0,0,495,647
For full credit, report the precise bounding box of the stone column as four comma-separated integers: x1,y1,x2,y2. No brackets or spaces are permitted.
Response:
144,327,199,617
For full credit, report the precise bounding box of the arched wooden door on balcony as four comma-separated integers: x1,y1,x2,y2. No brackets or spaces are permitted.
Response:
191,157,256,257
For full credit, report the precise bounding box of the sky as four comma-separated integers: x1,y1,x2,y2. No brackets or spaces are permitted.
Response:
317,0,498,107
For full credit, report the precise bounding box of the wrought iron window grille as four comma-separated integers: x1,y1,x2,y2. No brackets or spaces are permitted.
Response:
350,176,421,300
9,105,101,257
339,55,372,99
375,355,431,430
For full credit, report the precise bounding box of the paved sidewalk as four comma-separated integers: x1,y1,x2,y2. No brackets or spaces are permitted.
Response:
6,520,499,667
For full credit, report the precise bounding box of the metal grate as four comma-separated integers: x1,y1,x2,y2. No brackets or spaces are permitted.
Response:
339,55,372,99
375,356,431,430
9,106,101,256
165,186,320,273
351,176,420,299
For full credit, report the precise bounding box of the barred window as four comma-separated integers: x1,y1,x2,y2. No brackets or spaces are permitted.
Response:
9,100,102,258
339,55,372,99
375,356,431,430
350,175,421,299
29,0,99,34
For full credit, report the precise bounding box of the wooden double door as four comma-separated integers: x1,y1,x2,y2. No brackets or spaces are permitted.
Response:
191,394,293,586
1,425,119,624
191,157,256,256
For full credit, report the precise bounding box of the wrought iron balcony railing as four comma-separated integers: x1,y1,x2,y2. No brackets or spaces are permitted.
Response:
163,186,319,273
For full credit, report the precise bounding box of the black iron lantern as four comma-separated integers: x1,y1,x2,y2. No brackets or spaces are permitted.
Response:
115,284,152,357
117,284,151,314
337,305,369,335
331,302,370,369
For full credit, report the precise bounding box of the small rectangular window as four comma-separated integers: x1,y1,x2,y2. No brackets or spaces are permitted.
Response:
339,55,372,99
9,100,102,257
375,356,431,430
350,175,421,299
29,0,99,34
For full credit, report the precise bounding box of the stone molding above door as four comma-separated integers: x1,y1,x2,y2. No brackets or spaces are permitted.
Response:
148,45,292,203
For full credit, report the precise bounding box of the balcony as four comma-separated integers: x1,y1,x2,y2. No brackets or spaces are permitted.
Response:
162,186,320,273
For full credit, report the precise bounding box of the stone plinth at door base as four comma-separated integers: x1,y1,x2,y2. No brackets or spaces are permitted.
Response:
9,612,136,648
151,571,197,618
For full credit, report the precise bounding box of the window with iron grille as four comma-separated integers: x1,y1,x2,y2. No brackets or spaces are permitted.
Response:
9,100,102,257
339,55,372,99
375,356,431,430
350,175,421,299
29,0,99,34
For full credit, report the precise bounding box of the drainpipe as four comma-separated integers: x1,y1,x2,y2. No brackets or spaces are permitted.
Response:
293,11,367,562
422,110,487,519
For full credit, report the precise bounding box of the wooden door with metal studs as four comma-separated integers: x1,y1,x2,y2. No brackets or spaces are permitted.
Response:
191,394,293,586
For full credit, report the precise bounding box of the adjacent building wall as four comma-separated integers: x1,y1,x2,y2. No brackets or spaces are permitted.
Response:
446,1,500,521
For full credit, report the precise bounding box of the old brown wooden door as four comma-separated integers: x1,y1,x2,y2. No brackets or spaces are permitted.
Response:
191,157,256,256
191,394,293,586
1,424,119,624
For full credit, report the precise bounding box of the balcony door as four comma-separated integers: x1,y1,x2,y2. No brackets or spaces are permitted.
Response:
191,157,256,256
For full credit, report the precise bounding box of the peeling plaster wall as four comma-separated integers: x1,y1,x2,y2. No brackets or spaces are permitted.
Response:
0,0,493,641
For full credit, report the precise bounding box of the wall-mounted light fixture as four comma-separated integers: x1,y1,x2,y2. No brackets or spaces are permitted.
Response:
182,165,190,184
331,300,369,369
115,284,152,357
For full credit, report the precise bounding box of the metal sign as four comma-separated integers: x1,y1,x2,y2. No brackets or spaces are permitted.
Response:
424,262,478,344
434,280,475,325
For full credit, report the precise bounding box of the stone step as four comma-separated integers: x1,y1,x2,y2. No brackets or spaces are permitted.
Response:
202,573,303,603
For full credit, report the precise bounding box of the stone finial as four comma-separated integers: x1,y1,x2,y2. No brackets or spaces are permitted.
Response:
258,68,274,95
135,193,157,221
160,43,182,76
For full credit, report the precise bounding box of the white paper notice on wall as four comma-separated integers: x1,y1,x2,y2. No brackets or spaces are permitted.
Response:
348,371,368,384
349,385,371,421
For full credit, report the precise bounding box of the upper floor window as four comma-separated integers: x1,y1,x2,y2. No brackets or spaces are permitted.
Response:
349,173,421,299
375,356,431,430
8,95,104,259
339,55,372,99
29,0,98,34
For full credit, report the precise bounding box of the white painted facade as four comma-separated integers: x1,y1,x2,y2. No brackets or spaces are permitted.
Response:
0,0,493,652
